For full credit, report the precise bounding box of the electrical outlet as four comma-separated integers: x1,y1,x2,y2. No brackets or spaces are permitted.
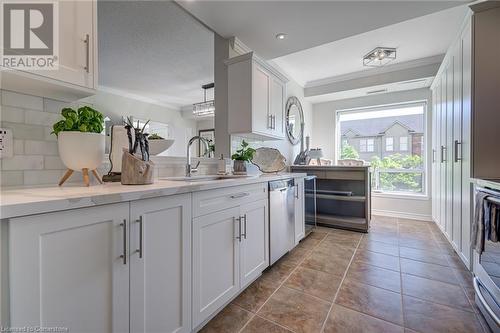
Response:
0,128,13,159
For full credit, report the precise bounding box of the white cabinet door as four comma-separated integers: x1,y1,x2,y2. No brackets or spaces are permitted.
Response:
240,199,269,287
9,203,129,333
130,194,192,333
294,178,305,245
270,77,285,138
446,61,455,239
452,43,463,250
252,64,271,135
192,207,240,327
439,78,448,232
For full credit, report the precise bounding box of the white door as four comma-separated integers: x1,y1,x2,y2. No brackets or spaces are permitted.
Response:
240,199,269,287
446,61,455,239
452,44,463,250
431,87,439,223
130,194,192,333
270,77,285,138
294,178,305,245
192,207,240,327
439,78,448,231
252,64,271,135
9,203,129,333
461,23,472,266
23,0,95,88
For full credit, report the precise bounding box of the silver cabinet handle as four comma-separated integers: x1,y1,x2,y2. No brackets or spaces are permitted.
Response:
242,214,247,239
432,149,436,163
84,34,90,73
230,192,250,199
295,184,299,199
267,114,272,129
440,145,446,163
473,277,500,326
235,216,242,242
120,219,127,265
272,115,276,129
136,216,143,259
454,140,462,162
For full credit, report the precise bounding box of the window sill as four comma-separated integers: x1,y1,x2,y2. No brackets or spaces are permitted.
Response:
371,191,429,201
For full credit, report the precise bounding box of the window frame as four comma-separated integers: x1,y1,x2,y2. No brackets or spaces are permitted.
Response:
359,139,367,152
385,137,394,152
336,101,428,197
366,138,374,152
399,136,409,151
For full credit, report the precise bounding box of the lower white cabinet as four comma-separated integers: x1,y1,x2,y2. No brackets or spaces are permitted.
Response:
9,194,192,333
9,203,130,333
294,178,305,245
192,199,269,328
130,195,192,333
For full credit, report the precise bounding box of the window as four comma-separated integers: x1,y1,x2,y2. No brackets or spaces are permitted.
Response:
366,139,374,152
360,139,367,152
400,136,408,151
385,137,394,151
338,102,426,194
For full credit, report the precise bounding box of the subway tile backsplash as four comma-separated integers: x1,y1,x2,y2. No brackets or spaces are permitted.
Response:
0,89,217,186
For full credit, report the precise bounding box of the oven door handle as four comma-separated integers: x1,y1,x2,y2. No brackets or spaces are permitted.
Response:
473,277,500,326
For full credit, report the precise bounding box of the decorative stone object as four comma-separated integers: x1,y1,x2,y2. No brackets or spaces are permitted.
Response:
251,147,286,173
121,149,154,185
148,139,175,155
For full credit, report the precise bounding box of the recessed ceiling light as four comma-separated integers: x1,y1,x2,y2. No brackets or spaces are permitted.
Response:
275,33,287,40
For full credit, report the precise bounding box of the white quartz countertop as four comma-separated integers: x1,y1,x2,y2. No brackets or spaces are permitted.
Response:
0,173,306,219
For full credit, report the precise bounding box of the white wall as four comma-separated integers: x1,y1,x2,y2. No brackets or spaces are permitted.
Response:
311,88,433,220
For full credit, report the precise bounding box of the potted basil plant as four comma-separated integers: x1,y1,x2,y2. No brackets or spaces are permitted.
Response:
231,140,256,175
52,106,105,186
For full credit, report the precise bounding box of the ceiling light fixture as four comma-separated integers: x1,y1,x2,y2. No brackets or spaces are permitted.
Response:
193,83,215,117
275,33,287,40
363,47,396,67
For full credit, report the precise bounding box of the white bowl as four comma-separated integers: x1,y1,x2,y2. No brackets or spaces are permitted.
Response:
58,131,105,171
148,139,175,155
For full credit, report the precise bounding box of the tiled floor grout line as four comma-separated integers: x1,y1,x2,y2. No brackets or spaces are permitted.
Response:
237,231,332,333
319,233,363,333
397,217,409,332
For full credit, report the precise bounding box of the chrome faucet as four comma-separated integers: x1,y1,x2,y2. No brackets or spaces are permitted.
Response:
186,136,210,177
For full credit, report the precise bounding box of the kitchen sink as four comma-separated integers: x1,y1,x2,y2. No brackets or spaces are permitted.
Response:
161,175,255,182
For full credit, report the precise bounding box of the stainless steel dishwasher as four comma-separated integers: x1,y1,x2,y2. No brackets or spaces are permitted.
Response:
269,179,295,265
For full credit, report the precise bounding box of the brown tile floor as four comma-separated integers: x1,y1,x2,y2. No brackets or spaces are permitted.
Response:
200,216,492,333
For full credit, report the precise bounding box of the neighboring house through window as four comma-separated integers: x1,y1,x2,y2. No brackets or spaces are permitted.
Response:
338,102,426,194
386,137,394,151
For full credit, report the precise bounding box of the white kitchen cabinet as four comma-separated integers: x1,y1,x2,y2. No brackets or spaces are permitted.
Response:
192,207,241,327
294,178,305,245
130,194,192,333
226,52,288,141
9,203,130,333
431,16,473,268
1,0,97,100
240,199,269,287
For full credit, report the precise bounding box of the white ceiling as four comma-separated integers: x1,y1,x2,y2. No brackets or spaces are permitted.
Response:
98,1,214,109
273,5,469,86
177,0,468,60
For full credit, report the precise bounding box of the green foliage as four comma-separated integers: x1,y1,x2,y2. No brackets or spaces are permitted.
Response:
371,154,424,192
231,140,256,161
340,143,359,159
148,133,164,140
52,106,104,136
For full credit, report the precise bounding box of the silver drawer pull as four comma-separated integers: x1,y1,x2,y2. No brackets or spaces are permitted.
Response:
120,220,127,265
84,34,90,73
230,192,250,199
235,216,242,242
137,216,143,259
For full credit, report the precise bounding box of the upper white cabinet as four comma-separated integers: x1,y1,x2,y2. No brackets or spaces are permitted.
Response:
130,194,192,333
294,177,305,245
9,203,130,333
1,0,97,100
226,52,288,141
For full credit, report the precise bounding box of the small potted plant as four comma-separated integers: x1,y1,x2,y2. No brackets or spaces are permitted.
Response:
147,133,175,155
52,106,105,186
231,140,255,175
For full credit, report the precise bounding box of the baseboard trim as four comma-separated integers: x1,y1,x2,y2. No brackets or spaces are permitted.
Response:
372,209,433,222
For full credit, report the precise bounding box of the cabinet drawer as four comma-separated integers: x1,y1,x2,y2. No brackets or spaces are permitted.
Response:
193,183,267,217
324,170,365,181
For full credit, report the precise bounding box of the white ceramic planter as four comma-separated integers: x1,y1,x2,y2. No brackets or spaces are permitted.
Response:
58,131,105,171
148,139,175,155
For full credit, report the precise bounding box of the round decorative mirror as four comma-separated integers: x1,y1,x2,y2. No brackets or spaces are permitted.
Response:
285,96,304,145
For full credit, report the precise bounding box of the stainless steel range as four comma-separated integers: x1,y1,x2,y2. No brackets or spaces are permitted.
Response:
473,185,500,332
